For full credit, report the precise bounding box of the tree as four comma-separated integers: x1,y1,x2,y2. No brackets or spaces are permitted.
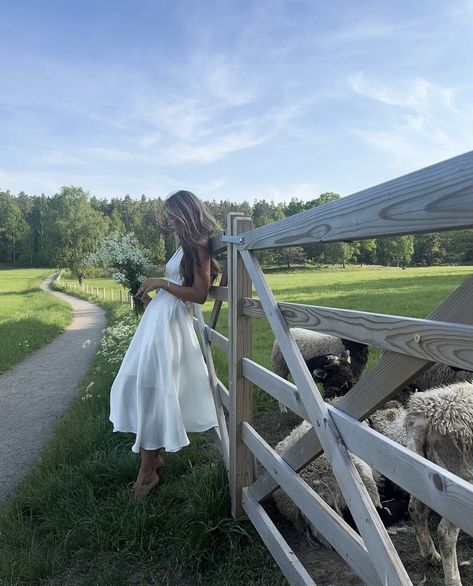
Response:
0,192,29,263
413,233,446,266
275,246,306,269
324,241,360,267
51,186,109,284
376,235,414,266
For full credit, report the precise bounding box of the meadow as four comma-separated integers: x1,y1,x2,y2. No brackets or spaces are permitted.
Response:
1,264,472,585
0,268,72,373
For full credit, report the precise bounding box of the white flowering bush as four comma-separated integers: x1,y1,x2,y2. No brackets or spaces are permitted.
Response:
88,232,153,294
96,314,140,377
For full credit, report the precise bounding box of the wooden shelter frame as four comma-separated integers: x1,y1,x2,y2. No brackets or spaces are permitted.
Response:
195,150,473,585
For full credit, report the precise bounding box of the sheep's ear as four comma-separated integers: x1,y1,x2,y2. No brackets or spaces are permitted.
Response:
341,349,351,364
313,368,328,379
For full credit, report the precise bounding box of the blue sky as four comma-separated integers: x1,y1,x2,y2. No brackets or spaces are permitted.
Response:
1,0,473,202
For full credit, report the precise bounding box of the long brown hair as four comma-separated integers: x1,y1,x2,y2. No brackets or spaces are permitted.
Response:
164,190,219,287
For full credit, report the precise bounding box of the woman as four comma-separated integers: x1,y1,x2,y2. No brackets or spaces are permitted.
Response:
109,190,220,498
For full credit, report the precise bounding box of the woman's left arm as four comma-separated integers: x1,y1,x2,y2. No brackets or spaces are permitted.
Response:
136,240,211,305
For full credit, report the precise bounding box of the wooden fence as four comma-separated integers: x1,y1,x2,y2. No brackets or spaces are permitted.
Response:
199,150,473,585
62,281,133,307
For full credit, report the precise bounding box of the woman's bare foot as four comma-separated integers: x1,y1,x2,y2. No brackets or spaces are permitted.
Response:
132,473,160,500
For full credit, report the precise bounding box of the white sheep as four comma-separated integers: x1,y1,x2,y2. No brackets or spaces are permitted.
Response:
405,381,473,586
273,418,384,546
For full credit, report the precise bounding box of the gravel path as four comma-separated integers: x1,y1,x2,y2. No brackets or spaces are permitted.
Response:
0,274,107,507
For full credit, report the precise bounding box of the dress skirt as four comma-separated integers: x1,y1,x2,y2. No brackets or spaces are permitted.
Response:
109,282,219,453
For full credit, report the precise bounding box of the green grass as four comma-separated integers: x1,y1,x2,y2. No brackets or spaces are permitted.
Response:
0,268,72,373
1,264,472,584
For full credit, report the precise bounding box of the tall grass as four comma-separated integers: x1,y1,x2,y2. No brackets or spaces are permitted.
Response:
0,268,72,373
2,265,471,584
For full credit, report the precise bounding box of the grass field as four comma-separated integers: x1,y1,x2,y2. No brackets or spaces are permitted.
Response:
0,268,72,373
1,264,471,584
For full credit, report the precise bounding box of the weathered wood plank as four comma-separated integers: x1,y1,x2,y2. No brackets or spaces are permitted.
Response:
240,249,411,585
327,404,473,538
243,423,382,585
241,297,473,372
243,424,382,586
229,215,254,517
195,304,230,471
209,230,225,254
240,150,473,250
209,266,228,330
208,285,228,302
217,379,230,411
206,326,229,354
241,487,316,586
251,275,473,504
242,358,309,420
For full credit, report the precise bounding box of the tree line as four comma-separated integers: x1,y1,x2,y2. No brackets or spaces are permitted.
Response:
1,186,472,275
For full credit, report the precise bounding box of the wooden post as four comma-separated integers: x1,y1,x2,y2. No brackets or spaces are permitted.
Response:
120,290,124,303
228,213,254,518
111,289,114,301
103,288,105,299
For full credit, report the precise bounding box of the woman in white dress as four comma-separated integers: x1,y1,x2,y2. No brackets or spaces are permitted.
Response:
109,190,220,498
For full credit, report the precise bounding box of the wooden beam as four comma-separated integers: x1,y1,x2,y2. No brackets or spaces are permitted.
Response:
241,487,317,586
208,285,228,302
242,358,309,420
195,304,230,471
251,275,473,503
243,424,382,586
242,297,473,372
228,215,254,517
328,404,473,538
240,150,473,250
206,326,229,354
240,249,411,585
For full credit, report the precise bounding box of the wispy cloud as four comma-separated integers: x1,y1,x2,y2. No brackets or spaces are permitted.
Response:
348,72,473,168
349,72,454,112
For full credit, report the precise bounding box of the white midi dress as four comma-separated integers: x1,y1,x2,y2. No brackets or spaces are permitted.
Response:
109,247,219,453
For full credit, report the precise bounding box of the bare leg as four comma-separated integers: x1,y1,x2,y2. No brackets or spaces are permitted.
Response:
409,496,441,564
132,448,163,499
438,517,461,586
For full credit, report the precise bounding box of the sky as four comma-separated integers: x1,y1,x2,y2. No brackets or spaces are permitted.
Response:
1,0,473,203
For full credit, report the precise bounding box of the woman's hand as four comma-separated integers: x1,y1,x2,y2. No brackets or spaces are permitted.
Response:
136,278,167,297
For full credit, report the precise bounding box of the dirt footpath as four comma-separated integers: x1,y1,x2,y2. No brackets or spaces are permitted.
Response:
0,274,106,507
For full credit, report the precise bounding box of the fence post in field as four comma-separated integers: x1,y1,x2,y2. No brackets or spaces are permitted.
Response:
120,289,124,303
228,213,254,518
102,288,105,299
111,289,114,301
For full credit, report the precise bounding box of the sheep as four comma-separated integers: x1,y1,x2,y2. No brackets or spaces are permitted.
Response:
273,417,393,547
415,363,473,391
272,329,369,384
271,329,369,411
405,381,473,586
368,383,473,586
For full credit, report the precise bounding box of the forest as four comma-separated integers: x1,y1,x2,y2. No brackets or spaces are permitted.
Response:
1,186,472,273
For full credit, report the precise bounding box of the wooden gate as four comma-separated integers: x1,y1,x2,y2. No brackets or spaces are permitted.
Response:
198,150,473,585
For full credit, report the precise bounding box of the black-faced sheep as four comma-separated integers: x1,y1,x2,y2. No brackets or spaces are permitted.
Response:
271,329,368,411
272,329,369,385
